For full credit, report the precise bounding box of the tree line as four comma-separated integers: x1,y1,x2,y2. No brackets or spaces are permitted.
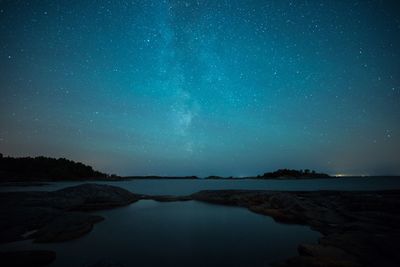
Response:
0,154,111,181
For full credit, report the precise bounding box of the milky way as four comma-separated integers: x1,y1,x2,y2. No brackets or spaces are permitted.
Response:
1,1,399,176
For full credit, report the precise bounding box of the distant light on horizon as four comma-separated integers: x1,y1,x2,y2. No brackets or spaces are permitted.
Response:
334,173,369,177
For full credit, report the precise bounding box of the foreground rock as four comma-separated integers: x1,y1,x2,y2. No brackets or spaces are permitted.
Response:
2,184,399,267
0,184,140,244
31,212,104,243
191,190,400,267
0,250,56,267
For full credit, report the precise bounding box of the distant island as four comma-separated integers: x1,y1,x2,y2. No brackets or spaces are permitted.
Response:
0,153,120,182
258,168,331,179
1,154,332,182
203,170,331,179
124,176,199,179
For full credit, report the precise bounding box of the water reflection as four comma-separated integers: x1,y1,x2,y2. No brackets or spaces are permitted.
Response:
2,200,320,267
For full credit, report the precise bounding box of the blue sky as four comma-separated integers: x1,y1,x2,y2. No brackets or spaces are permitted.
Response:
1,0,399,176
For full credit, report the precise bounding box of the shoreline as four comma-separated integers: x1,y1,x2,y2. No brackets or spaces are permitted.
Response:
189,189,400,267
2,175,399,185
1,184,399,267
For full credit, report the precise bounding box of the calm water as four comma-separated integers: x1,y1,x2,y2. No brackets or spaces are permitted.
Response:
2,177,398,266
1,200,320,267
1,176,399,195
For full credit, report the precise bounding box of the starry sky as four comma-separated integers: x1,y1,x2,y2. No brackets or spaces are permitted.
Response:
1,0,399,176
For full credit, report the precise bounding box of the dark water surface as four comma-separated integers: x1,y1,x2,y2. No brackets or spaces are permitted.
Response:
1,176,399,194
1,200,320,267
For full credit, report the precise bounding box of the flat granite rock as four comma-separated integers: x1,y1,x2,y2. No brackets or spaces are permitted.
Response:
55,183,141,210
0,183,140,244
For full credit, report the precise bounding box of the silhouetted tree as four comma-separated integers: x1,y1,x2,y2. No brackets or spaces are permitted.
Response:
0,155,110,181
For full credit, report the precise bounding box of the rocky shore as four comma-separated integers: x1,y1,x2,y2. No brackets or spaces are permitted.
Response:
191,190,400,267
1,184,399,267
0,184,140,248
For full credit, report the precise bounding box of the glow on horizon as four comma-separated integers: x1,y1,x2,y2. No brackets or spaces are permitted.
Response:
334,173,368,177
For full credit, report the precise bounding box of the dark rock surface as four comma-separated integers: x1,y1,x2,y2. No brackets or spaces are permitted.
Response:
191,190,400,267
0,250,56,267
0,184,140,244
53,183,141,210
31,212,104,243
1,184,399,267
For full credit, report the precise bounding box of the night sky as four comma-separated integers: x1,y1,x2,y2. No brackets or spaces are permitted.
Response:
1,0,399,176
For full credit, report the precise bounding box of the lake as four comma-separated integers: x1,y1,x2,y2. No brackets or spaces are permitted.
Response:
1,176,400,195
